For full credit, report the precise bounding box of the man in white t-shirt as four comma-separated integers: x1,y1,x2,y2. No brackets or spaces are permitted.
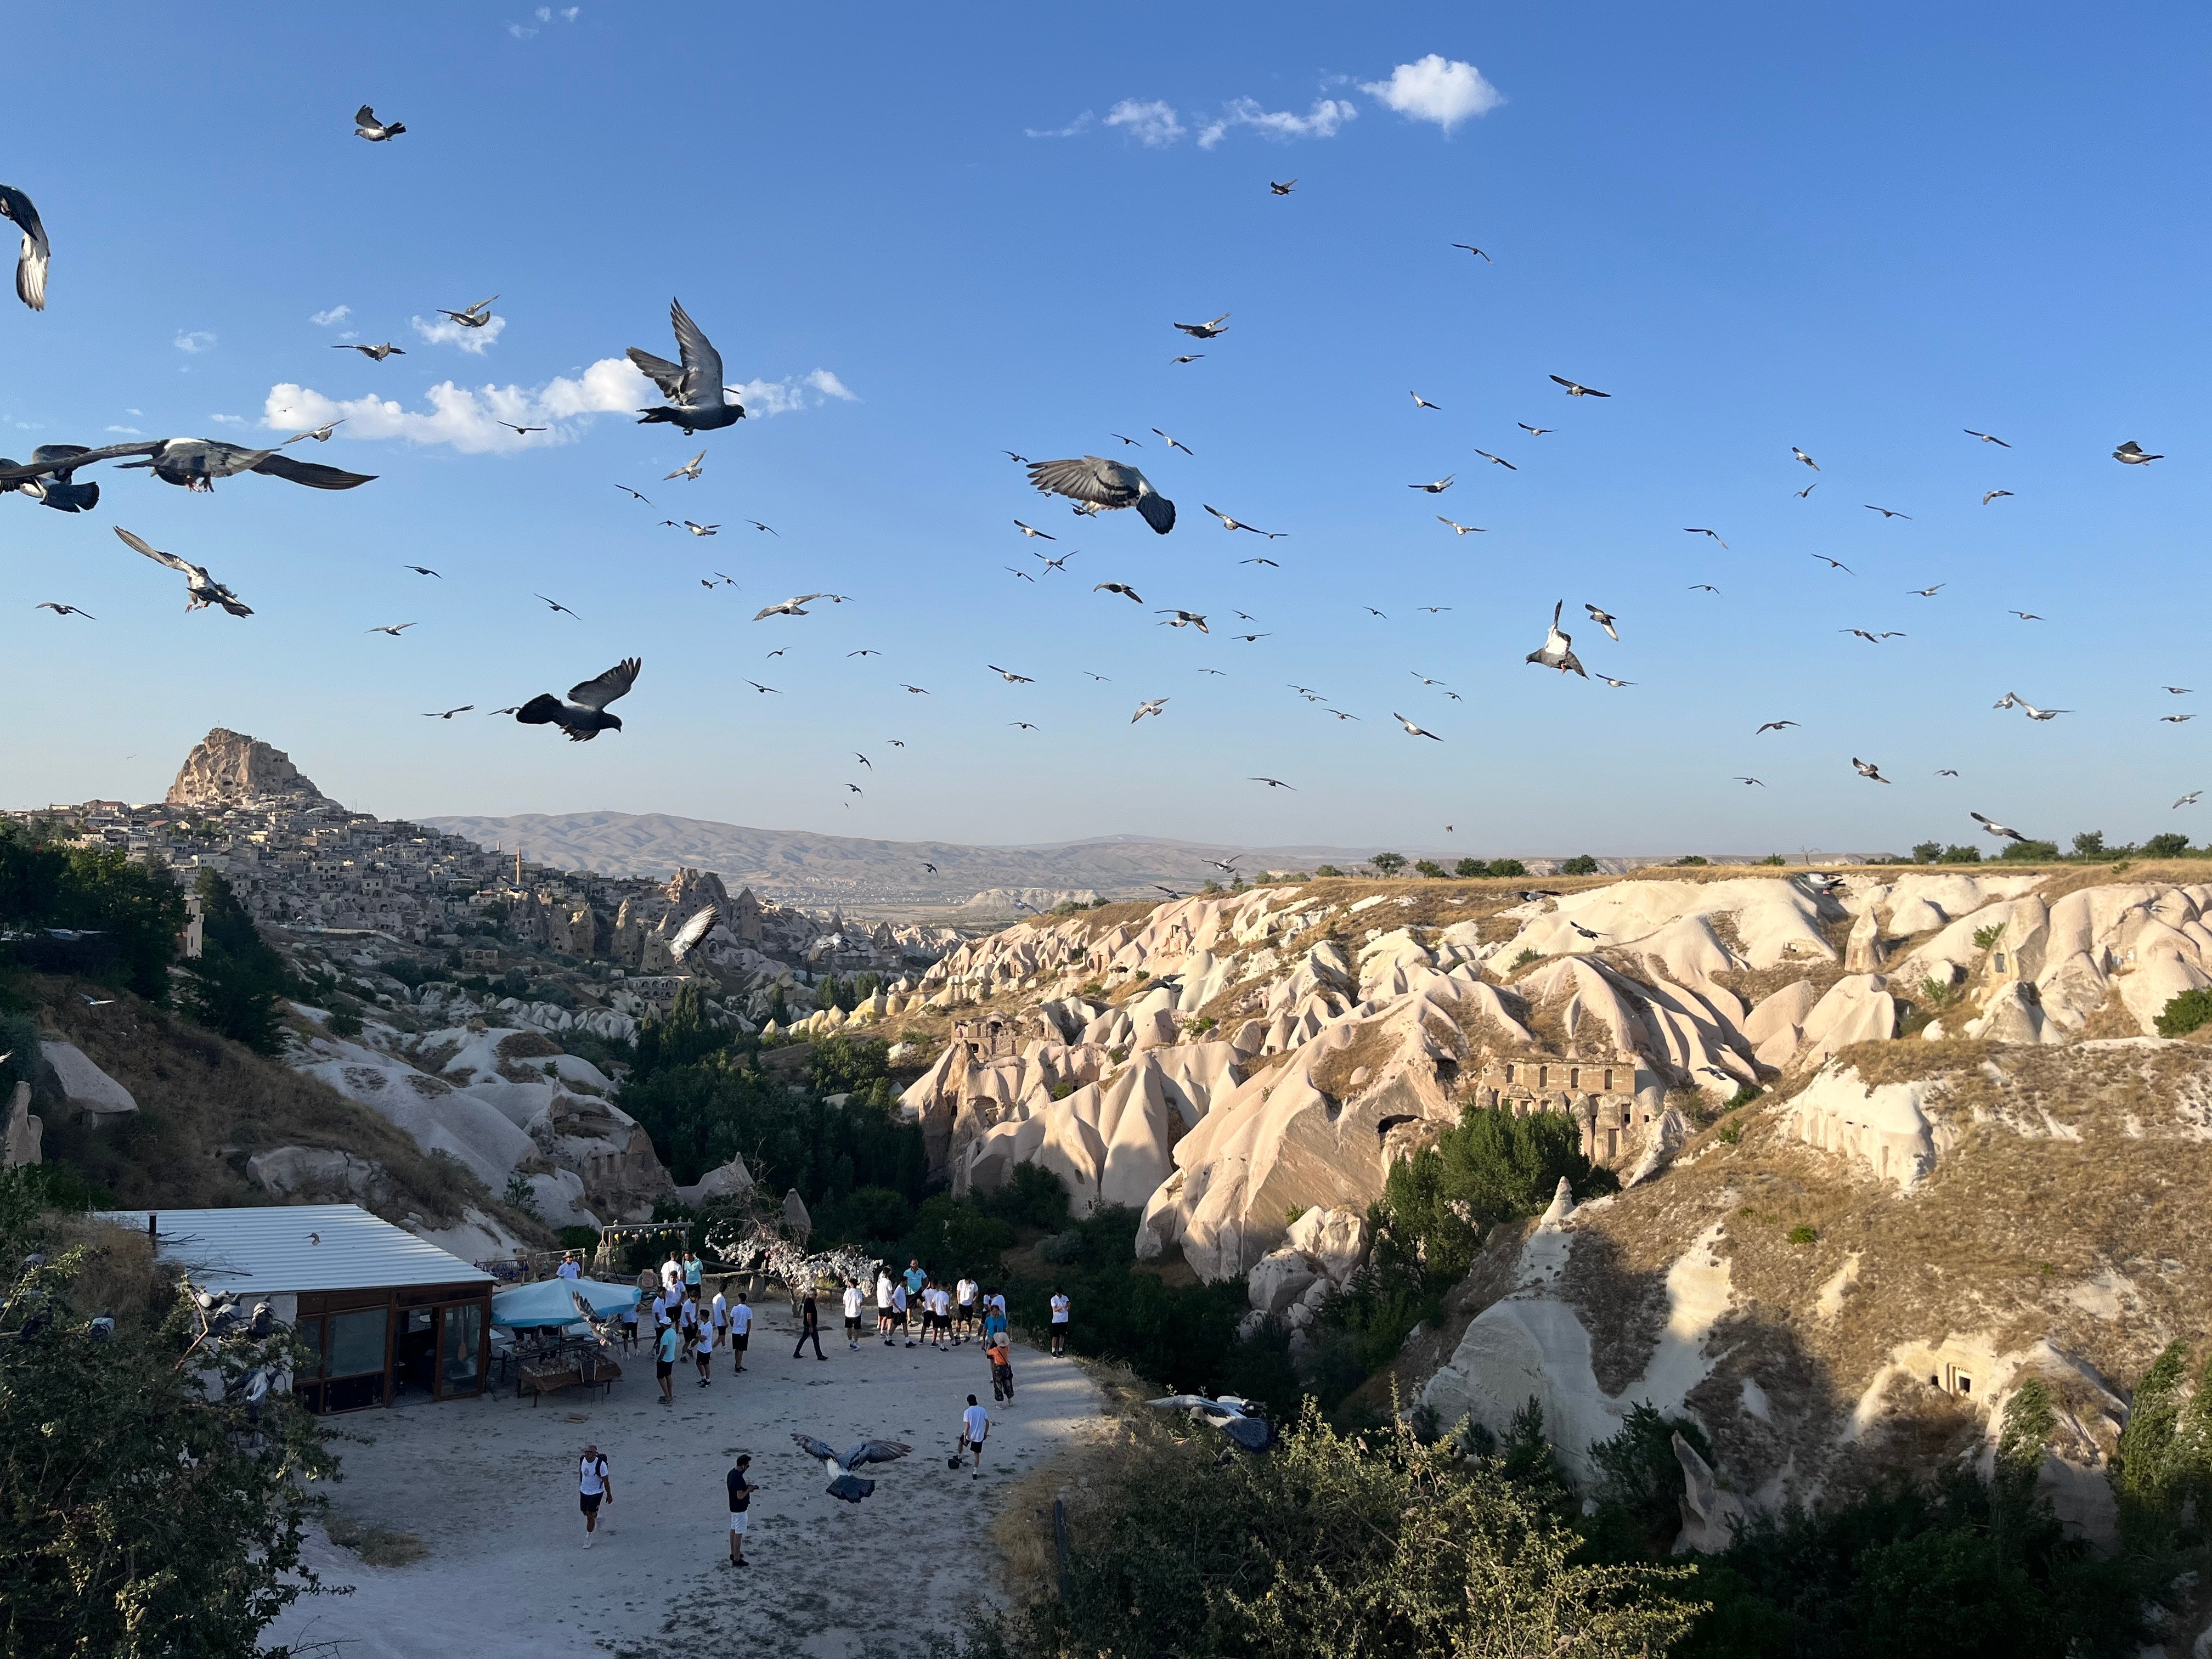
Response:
875,1271,894,1342
661,1255,682,1299
709,1288,729,1352
1048,1287,1070,1356
960,1395,989,1477
578,1443,612,1544
927,1283,951,1351
890,1282,912,1348
841,1279,866,1350
727,1292,752,1372
955,1276,979,1343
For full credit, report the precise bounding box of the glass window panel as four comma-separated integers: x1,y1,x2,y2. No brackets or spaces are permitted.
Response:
326,1308,388,1379
440,1304,484,1395
295,1317,324,1378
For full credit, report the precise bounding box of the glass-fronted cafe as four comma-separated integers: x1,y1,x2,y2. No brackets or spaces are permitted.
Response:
108,1203,494,1413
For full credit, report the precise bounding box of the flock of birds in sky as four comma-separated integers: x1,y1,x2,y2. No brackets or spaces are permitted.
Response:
1,103,2190,851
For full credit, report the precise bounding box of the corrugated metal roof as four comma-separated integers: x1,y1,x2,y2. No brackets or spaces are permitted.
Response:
97,1204,492,1295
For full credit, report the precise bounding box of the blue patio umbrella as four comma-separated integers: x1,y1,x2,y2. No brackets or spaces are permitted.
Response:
490,1277,639,1329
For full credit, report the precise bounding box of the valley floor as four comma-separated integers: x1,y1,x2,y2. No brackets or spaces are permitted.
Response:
266,1310,1098,1658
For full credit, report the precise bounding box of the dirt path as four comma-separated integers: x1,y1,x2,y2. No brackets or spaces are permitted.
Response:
267,1307,1100,1658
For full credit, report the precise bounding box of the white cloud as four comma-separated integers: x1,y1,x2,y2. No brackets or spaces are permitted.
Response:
338,330,359,341
210,413,246,425
173,330,216,354
1104,99,1184,148
1025,112,1093,139
1197,96,1357,149
309,304,351,327
560,5,579,16
105,425,142,435
126,408,142,416
509,22,538,37
411,312,507,355
261,356,851,455
1360,55,1503,132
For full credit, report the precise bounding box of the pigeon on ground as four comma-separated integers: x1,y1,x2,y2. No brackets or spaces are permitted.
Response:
1025,456,1175,534
1525,601,1586,678
792,1434,912,1504
353,105,406,141
514,658,640,742
334,341,404,360
0,185,50,311
1173,313,1230,339
629,299,744,433
115,526,252,616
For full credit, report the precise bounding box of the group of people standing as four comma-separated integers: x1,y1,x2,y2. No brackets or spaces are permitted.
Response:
617,1250,755,1407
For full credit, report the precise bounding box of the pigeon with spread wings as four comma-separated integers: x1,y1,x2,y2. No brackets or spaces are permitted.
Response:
1025,456,1175,533
628,298,744,434
667,906,718,964
0,185,50,311
1525,601,1586,678
792,1434,912,1504
0,436,374,494
115,526,252,616
514,658,641,742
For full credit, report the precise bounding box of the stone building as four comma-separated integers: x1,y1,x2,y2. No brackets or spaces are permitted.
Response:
1469,1052,1654,1167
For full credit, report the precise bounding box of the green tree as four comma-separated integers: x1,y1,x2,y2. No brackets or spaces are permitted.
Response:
2144,832,2191,859
1673,855,1710,867
176,870,287,1054
1413,859,1447,879
1912,841,1943,864
1370,852,1408,877
1487,857,1528,878
1561,854,1600,876
0,1178,335,1657
632,983,736,1082
1374,1107,1613,1287
1940,844,1984,864
1999,839,2062,862
969,1402,1703,1659
1455,857,1486,877
1313,864,1342,878
2155,991,2212,1038
2070,831,2110,860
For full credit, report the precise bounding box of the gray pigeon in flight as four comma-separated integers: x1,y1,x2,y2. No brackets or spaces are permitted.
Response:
353,105,406,141
792,1433,911,1503
0,185,49,311
115,526,252,616
514,657,641,742
1525,601,1587,677
0,436,374,494
1025,456,1175,533
629,298,745,434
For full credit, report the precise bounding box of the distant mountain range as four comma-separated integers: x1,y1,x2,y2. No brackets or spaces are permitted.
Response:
420,811,1510,912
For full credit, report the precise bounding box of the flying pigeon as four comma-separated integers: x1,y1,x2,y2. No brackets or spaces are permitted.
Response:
1173,312,1230,339
114,526,251,616
1472,449,1516,471
1251,777,1295,789
1025,456,1175,534
1391,712,1443,741
2176,792,2202,810
1983,490,2014,506
629,298,744,433
1170,354,1204,364
1203,505,1280,537
1795,482,1818,498
1268,180,1296,195
1965,430,2011,447
1131,698,1169,723
1684,527,1727,548
1156,610,1209,633
514,657,640,742
534,592,582,619
1437,517,1485,534
436,295,497,328
1,185,50,311
1152,429,1194,455
1519,424,1553,436
1864,504,1912,519
1809,554,1853,573
792,1434,912,1504
1452,243,1493,261
665,451,707,481
1907,585,1945,597
1525,601,1586,677
353,105,406,141
1971,811,2028,843
987,664,1035,683
1792,447,1819,470
422,706,472,719
34,602,93,618
366,622,416,636
1583,603,1619,641
1110,432,1142,448
1597,676,1633,689
1410,392,1442,410
1013,519,1056,539
754,594,827,620
1408,475,1455,494
0,437,373,495
1146,1394,1276,1454
335,341,404,360
2114,441,2162,465
1093,582,1143,603
1549,375,1609,397
1851,757,1891,784
1735,777,1765,787
1754,720,1798,734
283,419,345,444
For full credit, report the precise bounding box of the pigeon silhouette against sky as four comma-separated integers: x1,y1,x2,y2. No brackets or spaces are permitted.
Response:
1526,601,1587,678
353,105,406,141
115,526,252,616
334,341,404,360
1,185,50,311
514,657,640,742
629,298,744,433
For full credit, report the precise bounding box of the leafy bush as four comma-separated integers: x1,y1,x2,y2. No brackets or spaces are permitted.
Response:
1313,864,1342,877
2144,833,2192,859
1786,1224,1818,1245
1455,857,1486,877
978,1163,1071,1232
1972,924,2004,951
1759,854,1787,866
1939,844,1984,864
1999,839,2061,862
2156,989,2212,1039
1034,1230,1085,1264
1487,857,1528,878
1560,854,1600,876
1413,860,1447,879
503,1171,544,1222
1673,855,1710,867
556,1224,600,1251
324,999,364,1040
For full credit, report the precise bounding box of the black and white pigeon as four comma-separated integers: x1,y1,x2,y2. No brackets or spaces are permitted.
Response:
792,1433,912,1503
115,526,252,616
1173,312,1230,339
1583,603,1619,641
1852,757,1892,784
0,185,50,311
2114,440,2162,465
514,658,641,742
629,298,745,434
1971,811,2028,843
335,341,405,360
1146,1393,1276,1455
1026,456,1175,534
437,295,497,328
0,437,373,494
353,105,406,141
668,905,717,963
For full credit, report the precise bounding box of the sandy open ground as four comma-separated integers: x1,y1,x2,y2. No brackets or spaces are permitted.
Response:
267,1302,1100,1659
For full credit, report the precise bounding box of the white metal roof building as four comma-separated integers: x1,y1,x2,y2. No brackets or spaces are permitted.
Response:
103,1204,493,1413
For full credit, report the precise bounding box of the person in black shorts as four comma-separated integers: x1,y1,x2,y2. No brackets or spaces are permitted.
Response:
578,1443,612,1547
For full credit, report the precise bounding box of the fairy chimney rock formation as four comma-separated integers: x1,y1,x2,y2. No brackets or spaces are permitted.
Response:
167,729,338,809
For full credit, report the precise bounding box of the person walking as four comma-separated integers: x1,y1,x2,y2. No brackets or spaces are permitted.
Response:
683,1250,704,1298
961,1395,989,1478
841,1278,865,1350
791,1285,826,1361
725,1453,758,1566
709,1285,729,1354
578,1443,612,1545
955,1273,978,1343
875,1269,895,1341
1048,1286,1070,1356
985,1329,1014,1405
729,1291,753,1370
655,1318,679,1406
693,1314,714,1388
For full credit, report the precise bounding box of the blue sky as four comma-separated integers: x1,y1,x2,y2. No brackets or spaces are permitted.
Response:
8,5,2209,857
